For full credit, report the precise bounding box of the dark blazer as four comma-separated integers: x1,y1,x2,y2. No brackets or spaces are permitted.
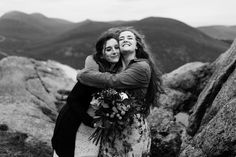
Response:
51,81,99,157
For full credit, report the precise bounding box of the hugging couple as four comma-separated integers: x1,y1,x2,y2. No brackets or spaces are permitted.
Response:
52,26,163,157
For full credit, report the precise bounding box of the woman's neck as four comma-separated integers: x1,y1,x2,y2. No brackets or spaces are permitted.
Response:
109,63,116,70
122,51,136,66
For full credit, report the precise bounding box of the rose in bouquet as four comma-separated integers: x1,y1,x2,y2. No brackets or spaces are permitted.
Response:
89,88,140,146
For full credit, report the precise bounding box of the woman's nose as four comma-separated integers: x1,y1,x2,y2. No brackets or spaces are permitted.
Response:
111,48,118,54
122,39,128,42
111,50,117,54
112,47,117,51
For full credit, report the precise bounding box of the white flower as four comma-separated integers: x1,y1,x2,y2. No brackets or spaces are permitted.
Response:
121,111,126,115
112,106,118,113
90,97,101,109
120,92,128,100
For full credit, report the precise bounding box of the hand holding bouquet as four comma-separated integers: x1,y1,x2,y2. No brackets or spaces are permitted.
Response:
89,88,139,146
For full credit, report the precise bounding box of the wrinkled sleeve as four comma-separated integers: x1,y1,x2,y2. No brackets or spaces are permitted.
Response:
77,61,151,89
84,55,99,70
77,55,99,80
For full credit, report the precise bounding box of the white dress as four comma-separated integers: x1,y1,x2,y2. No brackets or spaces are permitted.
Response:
73,123,99,157
74,106,100,157
53,106,99,157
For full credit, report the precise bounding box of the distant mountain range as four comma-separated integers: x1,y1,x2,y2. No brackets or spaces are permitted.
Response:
197,25,236,42
0,11,231,72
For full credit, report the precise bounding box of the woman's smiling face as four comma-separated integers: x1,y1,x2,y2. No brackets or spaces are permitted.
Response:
103,38,120,63
119,31,137,53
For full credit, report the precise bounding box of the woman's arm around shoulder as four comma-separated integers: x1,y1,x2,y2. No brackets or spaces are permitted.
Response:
84,55,99,70
77,60,151,89
76,55,99,80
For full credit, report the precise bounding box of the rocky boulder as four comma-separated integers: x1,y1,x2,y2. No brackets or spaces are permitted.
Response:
187,39,236,136
0,51,226,157
0,56,76,157
148,61,213,157
148,107,183,157
181,39,236,156
160,62,213,114
180,98,236,157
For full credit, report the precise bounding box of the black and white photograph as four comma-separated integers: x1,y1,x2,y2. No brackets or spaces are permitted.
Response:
0,0,236,156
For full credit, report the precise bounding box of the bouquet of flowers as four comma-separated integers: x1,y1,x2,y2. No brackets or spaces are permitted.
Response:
89,88,141,146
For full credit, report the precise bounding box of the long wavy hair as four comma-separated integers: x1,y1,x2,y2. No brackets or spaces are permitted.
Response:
93,28,123,73
117,26,164,108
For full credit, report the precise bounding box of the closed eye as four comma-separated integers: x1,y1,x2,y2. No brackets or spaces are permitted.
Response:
127,35,133,40
119,38,124,41
105,47,112,51
114,45,119,49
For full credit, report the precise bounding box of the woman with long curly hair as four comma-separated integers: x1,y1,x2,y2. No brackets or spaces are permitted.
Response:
77,26,163,157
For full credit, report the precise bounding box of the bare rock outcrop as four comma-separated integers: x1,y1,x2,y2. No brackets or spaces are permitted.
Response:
181,98,236,157
149,39,236,156
148,107,183,157
148,61,213,157
0,56,76,156
187,39,236,136
161,62,213,113
181,39,236,156
2,47,233,157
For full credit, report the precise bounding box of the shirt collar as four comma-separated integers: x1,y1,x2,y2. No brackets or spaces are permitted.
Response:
129,58,148,64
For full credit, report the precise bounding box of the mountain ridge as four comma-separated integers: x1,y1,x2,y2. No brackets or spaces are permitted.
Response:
198,25,236,41
0,11,230,72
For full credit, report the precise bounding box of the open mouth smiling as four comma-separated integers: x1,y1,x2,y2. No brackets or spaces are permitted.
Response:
122,43,131,47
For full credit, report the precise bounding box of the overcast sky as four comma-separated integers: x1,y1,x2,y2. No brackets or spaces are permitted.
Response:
1,0,236,27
